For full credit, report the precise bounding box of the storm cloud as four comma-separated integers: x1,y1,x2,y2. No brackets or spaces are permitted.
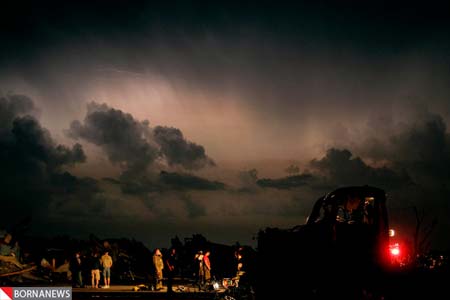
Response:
159,171,224,191
67,102,215,177
2,1,450,248
255,147,411,191
0,95,94,223
310,148,412,189
67,102,158,177
0,94,37,130
154,126,215,170
257,174,314,190
357,110,450,187
117,170,225,196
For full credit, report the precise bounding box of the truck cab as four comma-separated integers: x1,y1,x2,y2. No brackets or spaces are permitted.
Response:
256,185,390,299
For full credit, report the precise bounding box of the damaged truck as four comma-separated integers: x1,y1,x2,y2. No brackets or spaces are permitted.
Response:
256,185,391,299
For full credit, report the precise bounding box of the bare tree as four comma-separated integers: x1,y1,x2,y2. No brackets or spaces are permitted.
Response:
413,206,438,256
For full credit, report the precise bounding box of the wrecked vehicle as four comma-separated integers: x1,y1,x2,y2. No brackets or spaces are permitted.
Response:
0,232,37,284
256,185,390,299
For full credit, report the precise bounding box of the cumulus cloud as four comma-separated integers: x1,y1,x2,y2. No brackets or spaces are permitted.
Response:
154,126,215,170
310,148,412,189
67,102,215,177
254,148,411,191
0,95,94,224
67,102,159,177
0,94,37,130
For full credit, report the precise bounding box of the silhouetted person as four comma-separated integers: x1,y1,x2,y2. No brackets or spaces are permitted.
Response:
90,252,101,288
194,250,204,285
165,248,177,294
0,234,22,268
70,251,83,288
337,195,362,224
234,247,245,286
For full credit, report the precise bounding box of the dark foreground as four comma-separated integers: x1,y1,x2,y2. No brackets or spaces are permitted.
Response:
72,285,225,300
70,276,255,300
69,269,450,300
382,268,449,300
6,268,449,300
253,267,450,300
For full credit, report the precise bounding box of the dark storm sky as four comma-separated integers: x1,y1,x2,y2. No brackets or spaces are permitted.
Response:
1,0,450,249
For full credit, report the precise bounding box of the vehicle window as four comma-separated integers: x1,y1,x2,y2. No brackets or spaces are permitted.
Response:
315,202,332,222
336,195,363,224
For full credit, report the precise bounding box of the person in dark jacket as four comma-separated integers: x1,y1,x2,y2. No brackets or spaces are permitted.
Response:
70,251,83,288
90,252,101,288
165,248,178,293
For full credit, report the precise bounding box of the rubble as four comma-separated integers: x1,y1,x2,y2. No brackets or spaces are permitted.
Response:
0,230,37,281
0,223,256,290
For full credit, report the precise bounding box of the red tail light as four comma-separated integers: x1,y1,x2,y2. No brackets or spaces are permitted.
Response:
389,243,400,256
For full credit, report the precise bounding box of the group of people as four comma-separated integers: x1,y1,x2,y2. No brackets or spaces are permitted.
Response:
152,248,213,292
69,250,113,288
152,248,178,292
61,246,246,293
194,250,211,286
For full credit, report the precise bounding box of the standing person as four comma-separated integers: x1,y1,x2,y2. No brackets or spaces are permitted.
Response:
165,248,177,294
337,195,362,224
153,248,164,291
70,251,83,288
234,247,245,282
203,251,211,284
90,252,101,289
194,251,204,285
101,251,113,288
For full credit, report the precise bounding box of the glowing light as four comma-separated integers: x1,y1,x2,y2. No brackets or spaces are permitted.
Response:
390,243,400,256
389,229,395,237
